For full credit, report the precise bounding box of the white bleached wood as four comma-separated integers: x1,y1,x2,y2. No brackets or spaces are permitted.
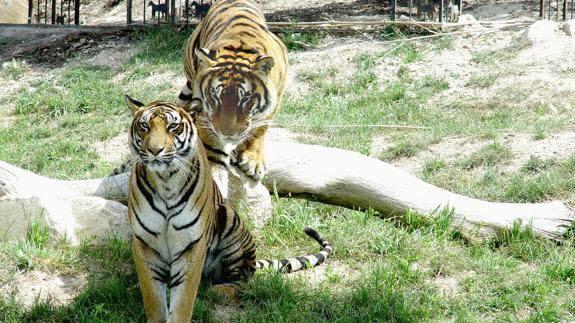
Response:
263,143,574,239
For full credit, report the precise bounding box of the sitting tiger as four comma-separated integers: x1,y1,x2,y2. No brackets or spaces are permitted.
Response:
176,0,288,181
125,96,331,321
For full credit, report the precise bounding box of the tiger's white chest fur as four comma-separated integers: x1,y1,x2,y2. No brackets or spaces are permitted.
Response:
129,167,208,268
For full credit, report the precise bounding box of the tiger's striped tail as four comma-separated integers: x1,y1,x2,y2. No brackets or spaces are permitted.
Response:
255,228,332,273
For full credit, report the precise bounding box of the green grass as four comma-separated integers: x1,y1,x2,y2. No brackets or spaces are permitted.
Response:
471,39,529,66
459,142,512,170
465,73,499,88
278,31,325,51
382,140,423,160
434,35,454,51
0,27,574,322
1,59,30,80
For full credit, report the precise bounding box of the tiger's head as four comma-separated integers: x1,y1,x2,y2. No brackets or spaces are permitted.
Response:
190,46,276,145
126,96,198,172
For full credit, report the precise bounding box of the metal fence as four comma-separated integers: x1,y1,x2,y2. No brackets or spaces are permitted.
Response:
127,0,212,25
27,0,80,25
540,0,574,20
389,0,463,22
21,0,209,27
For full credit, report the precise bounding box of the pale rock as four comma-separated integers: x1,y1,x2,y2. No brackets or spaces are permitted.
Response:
458,14,477,25
0,161,129,244
562,19,575,36
211,164,272,229
523,19,559,44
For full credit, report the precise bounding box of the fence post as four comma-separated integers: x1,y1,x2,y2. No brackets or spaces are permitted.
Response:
563,0,567,19
185,0,188,23
540,0,544,17
390,0,396,21
74,0,79,24
28,0,33,24
127,0,132,24
439,0,444,22
171,0,176,23
51,0,56,24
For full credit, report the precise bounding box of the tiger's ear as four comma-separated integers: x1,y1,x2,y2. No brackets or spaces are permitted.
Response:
195,47,216,69
254,56,275,75
125,95,145,114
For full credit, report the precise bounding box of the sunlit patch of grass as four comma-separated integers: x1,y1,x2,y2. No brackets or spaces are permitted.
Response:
459,143,511,170
1,59,30,80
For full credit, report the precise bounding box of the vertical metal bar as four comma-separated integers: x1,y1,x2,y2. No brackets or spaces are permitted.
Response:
563,0,567,19
390,0,396,21
185,0,188,23
557,0,559,20
171,0,176,23
67,0,70,24
28,0,33,24
51,0,56,23
127,0,132,24
439,0,444,22
164,0,168,21
45,0,48,23
143,0,146,24
549,0,551,19
540,0,544,17
74,0,79,25
571,0,573,18
37,0,40,24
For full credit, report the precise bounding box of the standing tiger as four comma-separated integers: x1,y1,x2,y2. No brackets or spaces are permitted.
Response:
125,97,331,321
176,0,288,181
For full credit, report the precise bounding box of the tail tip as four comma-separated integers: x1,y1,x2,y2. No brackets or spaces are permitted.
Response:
304,227,322,241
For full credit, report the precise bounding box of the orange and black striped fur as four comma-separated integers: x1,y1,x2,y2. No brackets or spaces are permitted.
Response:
125,97,331,321
176,0,288,181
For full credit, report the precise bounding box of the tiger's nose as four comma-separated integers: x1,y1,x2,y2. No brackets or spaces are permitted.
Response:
148,146,164,156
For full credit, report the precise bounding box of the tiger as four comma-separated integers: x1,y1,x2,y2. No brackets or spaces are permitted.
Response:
125,96,331,321
176,0,288,182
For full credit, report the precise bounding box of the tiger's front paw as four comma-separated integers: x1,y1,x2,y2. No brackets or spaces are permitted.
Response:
235,149,265,181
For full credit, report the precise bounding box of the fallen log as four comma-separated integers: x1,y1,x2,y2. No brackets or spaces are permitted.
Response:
0,142,572,243
264,143,574,240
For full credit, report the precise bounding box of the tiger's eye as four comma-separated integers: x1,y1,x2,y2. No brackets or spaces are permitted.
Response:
139,122,148,131
168,123,181,132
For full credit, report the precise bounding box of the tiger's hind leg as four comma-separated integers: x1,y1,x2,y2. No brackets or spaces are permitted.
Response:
210,263,255,301
211,283,240,300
